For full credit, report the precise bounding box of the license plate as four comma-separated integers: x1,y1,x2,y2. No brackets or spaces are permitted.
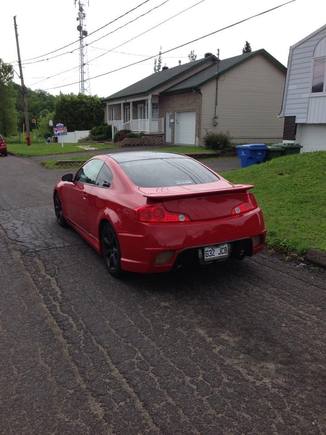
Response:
202,244,230,262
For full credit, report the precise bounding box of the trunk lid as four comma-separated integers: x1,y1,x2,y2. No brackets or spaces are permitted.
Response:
138,181,255,221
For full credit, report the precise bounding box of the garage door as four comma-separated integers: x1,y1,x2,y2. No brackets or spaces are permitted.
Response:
175,112,196,145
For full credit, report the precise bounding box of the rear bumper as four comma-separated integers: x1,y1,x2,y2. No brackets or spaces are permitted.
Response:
118,208,266,273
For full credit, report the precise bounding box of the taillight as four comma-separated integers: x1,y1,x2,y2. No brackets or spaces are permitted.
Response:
231,193,257,216
137,205,190,223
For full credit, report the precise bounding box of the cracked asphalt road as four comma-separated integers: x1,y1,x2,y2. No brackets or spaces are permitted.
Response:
0,155,325,434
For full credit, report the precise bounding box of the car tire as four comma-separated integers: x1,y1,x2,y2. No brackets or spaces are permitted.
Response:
54,192,68,227
100,222,123,278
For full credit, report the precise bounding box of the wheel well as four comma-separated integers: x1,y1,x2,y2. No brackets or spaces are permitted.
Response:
99,219,120,253
99,219,111,245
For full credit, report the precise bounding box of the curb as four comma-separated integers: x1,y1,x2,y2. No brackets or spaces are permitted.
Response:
305,250,326,269
185,153,217,159
55,160,85,165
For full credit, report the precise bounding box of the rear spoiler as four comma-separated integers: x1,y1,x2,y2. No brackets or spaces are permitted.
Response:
139,184,254,200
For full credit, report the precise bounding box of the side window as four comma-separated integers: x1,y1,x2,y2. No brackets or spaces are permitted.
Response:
96,163,113,187
75,159,103,185
312,58,325,93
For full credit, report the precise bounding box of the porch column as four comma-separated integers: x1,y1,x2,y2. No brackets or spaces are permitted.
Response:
121,102,124,124
148,95,152,133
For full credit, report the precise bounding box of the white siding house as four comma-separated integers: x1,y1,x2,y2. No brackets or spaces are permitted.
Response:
281,25,326,151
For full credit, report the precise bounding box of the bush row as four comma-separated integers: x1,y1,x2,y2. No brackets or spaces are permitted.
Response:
88,126,233,152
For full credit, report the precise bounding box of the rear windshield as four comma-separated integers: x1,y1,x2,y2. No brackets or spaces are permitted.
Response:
120,158,219,187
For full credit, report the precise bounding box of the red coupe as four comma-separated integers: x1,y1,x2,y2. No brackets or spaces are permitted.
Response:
0,135,7,156
54,152,266,276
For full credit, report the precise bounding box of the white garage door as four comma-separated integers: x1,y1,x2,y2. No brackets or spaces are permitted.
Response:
175,112,196,145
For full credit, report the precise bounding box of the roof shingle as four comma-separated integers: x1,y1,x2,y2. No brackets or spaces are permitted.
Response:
164,50,286,93
105,49,286,101
105,57,210,101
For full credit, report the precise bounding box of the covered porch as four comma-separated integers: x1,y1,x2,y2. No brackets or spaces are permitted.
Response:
106,95,164,139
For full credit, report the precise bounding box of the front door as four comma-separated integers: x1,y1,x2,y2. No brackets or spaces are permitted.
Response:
137,103,145,119
165,112,173,143
124,105,130,123
175,112,196,145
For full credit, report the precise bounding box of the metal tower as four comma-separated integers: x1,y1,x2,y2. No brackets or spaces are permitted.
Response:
75,0,89,94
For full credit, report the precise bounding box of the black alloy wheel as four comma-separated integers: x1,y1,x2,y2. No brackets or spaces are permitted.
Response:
101,222,123,277
54,193,67,227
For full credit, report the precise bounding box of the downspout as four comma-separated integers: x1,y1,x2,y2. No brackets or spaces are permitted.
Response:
213,54,220,127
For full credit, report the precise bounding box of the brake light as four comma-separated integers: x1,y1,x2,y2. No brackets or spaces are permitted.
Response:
137,205,190,223
231,193,257,216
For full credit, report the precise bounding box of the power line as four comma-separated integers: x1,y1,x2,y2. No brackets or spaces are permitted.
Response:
23,0,171,66
91,47,189,59
85,0,206,66
20,0,152,63
44,0,296,92
30,0,204,87
84,0,171,52
30,48,188,88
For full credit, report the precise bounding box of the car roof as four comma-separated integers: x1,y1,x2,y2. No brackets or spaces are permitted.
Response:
108,151,189,163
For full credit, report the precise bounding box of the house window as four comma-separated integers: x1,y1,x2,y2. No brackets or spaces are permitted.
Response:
312,58,326,93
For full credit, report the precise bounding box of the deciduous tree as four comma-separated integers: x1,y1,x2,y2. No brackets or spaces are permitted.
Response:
54,94,104,131
0,59,17,136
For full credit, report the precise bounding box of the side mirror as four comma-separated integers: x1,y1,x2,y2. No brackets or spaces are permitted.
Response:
61,173,74,182
102,181,111,188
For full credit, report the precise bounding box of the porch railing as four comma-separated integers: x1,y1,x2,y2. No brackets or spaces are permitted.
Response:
109,118,164,134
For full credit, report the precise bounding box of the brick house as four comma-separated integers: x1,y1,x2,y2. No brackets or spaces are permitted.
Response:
104,49,286,145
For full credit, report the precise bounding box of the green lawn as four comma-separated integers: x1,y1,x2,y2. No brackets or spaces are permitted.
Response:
222,152,326,254
41,145,215,168
8,142,115,157
8,142,214,158
41,156,89,169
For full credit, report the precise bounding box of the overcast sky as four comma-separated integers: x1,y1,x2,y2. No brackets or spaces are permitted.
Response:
1,0,325,97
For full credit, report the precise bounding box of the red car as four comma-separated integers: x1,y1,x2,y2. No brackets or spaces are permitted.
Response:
0,135,7,156
54,152,266,276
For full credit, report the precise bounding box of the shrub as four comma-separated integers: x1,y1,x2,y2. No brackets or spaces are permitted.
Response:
126,132,145,138
114,129,131,143
89,124,112,141
204,132,231,151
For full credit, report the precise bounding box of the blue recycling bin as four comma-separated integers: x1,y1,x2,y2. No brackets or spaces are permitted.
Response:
236,144,268,168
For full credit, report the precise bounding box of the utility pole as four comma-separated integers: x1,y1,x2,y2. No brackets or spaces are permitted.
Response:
75,0,88,94
13,16,31,145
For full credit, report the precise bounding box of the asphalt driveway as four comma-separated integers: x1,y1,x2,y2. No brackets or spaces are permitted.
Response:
0,155,325,434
